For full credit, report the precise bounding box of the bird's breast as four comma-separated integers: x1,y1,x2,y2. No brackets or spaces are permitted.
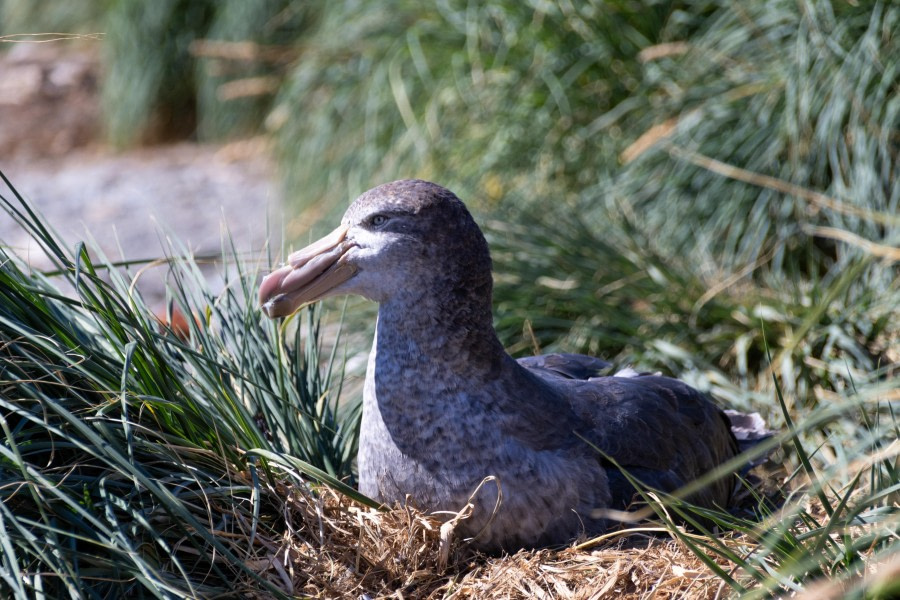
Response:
358,356,611,550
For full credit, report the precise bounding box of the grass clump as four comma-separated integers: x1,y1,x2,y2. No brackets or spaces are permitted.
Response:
0,171,366,597
101,0,313,146
271,0,701,227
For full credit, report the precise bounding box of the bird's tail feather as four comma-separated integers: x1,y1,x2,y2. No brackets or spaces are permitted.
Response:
724,409,774,466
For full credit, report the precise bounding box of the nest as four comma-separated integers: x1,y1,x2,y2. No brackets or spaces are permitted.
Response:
233,484,736,599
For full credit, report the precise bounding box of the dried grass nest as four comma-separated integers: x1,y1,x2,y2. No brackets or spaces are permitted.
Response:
234,482,741,599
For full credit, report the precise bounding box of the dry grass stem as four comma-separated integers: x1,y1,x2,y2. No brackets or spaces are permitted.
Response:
667,146,900,226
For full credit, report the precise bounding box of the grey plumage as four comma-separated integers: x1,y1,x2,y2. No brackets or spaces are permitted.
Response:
259,179,767,552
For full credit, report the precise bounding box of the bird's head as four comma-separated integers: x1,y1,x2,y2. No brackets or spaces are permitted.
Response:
259,179,492,319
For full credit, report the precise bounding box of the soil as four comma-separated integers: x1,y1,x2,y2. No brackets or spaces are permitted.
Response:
0,41,282,309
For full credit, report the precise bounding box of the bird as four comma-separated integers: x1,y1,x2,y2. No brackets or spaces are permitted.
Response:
259,179,767,552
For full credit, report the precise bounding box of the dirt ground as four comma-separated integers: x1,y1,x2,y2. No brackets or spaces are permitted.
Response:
0,41,282,308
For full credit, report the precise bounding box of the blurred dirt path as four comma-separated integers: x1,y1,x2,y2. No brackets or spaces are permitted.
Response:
1,144,282,308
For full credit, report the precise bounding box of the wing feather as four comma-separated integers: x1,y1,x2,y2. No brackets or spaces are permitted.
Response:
519,355,739,509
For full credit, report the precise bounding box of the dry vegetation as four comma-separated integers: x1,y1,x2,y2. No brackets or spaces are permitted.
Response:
230,486,739,599
206,469,899,599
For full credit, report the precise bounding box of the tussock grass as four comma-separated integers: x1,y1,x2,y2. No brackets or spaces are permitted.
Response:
102,0,312,146
0,171,364,597
271,0,692,228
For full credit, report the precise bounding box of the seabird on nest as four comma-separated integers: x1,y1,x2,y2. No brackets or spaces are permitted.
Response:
260,179,766,552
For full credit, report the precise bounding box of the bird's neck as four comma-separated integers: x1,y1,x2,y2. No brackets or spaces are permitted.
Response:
363,290,511,462
373,288,507,383
365,279,511,429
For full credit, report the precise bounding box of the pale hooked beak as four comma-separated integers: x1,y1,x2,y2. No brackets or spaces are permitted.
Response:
259,223,358,318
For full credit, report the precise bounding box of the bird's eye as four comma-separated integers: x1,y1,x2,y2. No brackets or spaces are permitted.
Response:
370,214,389,227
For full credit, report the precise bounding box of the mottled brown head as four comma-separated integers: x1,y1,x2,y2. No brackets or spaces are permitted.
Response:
260,179,493,318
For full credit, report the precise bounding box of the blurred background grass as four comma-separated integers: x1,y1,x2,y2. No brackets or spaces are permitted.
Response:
1,0,898,597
